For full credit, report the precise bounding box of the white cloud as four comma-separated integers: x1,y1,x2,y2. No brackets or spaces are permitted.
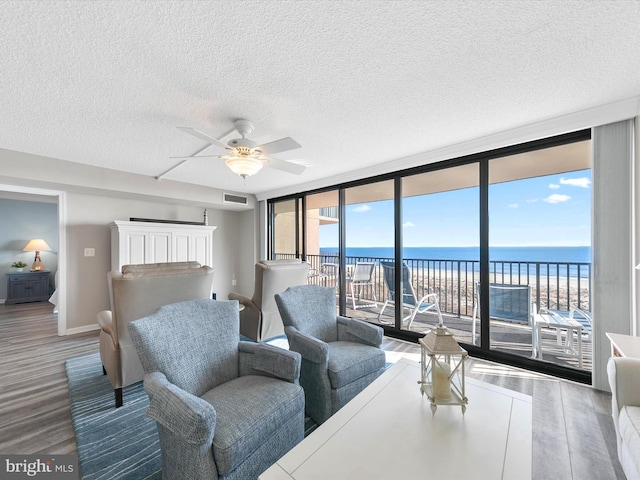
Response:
560,177,591,188
549,184,560,189
543,194,571,204
508,203,518,208
353,205,371,213
403,221,415,227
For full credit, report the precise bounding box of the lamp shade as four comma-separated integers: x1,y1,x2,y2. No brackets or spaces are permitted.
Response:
224,156,264,178
23,239,51,252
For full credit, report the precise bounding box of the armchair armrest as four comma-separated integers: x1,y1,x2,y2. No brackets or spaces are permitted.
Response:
284,326,329,365
416,293,438,305
608,357,640,414
415,293,444,324
97,310,113,336
570,308,591,320
238,341,301,382
144,371,217,445
228,292,254,307
228,293,261,340
337,316,383,347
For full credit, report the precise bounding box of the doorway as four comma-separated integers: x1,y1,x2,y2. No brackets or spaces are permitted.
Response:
0,184,66,335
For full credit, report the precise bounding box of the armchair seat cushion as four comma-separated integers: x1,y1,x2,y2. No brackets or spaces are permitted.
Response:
619,405,640,480
201,374,304,476
327,341,386,389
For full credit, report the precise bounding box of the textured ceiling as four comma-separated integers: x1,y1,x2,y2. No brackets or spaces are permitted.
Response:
1,0,640,197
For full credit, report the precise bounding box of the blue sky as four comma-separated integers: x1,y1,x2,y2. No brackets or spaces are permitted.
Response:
320,169,592,248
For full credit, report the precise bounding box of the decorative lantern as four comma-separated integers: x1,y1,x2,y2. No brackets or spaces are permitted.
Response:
419,326,468,414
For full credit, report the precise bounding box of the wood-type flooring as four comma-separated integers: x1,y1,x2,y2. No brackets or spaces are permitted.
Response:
0,302,626,479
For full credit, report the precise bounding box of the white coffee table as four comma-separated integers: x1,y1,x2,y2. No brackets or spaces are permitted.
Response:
260,358,532,480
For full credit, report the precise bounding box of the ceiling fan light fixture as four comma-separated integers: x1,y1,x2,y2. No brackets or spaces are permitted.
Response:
224,156,264,178
174,120,305,179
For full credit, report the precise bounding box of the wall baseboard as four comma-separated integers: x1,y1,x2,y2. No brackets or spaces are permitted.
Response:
66,323,100,336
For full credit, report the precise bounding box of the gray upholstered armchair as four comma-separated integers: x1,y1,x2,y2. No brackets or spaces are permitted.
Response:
97,261,214,407
275,284,386,425
229,259,310,342
128,299,305,480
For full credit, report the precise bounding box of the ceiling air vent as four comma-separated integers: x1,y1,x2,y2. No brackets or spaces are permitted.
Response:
223,193,249,206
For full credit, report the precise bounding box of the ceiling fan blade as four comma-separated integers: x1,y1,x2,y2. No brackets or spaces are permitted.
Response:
169,141,222,160
266,157,306,175
169,155,219,159
156,159,190,180
177,127,229,151
256,137,301,156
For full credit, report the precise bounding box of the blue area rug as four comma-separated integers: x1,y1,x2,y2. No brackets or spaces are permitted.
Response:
65,352,319,479
65,353,161,480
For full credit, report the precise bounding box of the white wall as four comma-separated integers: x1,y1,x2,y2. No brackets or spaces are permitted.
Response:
0,149,256,334
64,192,244,331
0,148,256,211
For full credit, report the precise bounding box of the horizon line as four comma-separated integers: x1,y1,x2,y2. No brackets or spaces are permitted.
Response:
319,245,591,249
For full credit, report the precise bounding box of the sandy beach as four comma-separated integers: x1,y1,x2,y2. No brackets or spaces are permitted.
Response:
413,267,590,314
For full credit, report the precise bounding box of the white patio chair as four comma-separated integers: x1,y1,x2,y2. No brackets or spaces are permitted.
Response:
377,261,442,328
471,283,535,346
347,261,377,310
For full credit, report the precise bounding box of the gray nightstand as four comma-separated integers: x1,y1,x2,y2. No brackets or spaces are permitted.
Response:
5,271,51,304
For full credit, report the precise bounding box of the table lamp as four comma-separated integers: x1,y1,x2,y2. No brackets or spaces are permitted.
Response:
23,238,51,271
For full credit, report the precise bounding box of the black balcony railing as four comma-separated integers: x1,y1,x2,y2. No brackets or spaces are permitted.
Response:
278,253,591,317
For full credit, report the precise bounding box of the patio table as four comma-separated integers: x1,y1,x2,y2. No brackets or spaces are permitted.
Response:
533,311,584,368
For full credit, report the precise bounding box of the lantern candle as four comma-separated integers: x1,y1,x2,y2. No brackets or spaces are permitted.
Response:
433,361,451,400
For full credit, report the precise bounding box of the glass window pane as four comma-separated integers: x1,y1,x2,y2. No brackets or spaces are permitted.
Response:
488,140,592,371
401,164,479,339
344,181,394,323
272,199,297,259
306,190,340,293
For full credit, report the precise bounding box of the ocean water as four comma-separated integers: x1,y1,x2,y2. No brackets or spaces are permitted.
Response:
320,246,590,263
318,246,591,277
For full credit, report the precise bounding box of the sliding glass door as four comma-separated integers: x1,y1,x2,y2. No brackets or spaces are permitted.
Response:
488,140,592,371
268,131,592,381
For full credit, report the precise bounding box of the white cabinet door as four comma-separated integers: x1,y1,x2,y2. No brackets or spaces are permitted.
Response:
172,233,191,262
125,232,147,265
149,232,171,263
192,232,212,266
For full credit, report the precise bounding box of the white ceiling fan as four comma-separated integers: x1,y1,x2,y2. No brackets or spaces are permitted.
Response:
158,119,305,180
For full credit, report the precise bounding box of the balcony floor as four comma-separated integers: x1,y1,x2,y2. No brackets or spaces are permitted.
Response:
346,301,592,372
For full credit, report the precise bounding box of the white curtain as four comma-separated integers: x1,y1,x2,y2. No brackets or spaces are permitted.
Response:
592,118,635,391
